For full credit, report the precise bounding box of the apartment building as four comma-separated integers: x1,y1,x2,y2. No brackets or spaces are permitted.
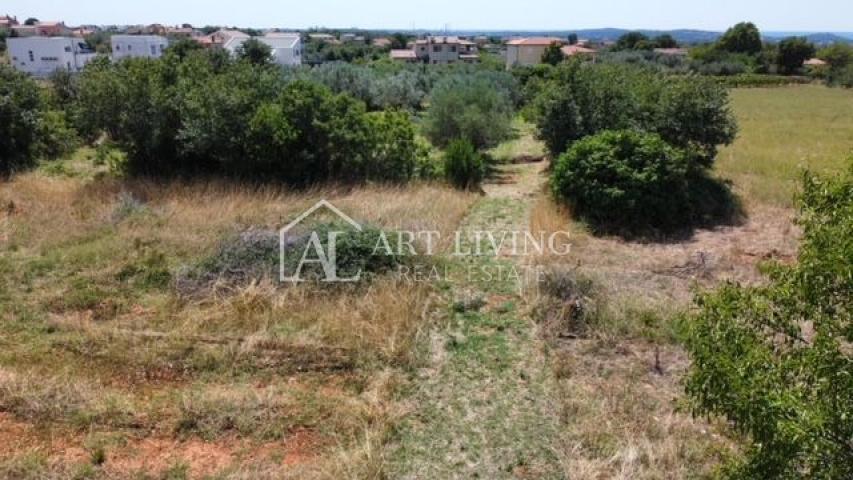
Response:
7,36,97,76
413,36,478,64
111,35,169,59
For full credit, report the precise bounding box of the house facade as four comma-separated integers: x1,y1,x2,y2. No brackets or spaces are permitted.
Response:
7,37,96,76
111,35,169,59
223,32,303,66
505,37,565,68
413,36,478,64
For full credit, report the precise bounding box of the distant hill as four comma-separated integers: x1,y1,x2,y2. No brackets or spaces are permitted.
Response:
764,32,853,44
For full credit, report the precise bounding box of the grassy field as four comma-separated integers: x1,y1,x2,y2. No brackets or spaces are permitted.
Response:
717,85,853,207
0,84,849,479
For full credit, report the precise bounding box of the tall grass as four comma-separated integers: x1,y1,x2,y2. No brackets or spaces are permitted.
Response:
716,85,853,207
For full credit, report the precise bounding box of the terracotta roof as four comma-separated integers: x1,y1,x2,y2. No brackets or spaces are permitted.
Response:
506,37,564,46
561,45,596,56
390,49,417,59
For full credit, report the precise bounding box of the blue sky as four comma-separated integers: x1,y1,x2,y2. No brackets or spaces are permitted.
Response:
4,0,852,31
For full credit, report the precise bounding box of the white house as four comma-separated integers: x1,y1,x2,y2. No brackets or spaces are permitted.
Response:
111,35,169,60
261,33,302,66
7,37,97,76
224,33,302,66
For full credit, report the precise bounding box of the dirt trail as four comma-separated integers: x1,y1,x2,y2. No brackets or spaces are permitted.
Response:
388,162,564,479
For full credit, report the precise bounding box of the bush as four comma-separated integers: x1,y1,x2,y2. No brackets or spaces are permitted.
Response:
443,138,486,190
682,163,853,478
530,63,737,163
422,73,515,150
74,53,421,184
0,64,43,176
550,130,694,233
34,110,79,161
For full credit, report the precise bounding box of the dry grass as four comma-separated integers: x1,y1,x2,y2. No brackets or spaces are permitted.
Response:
717,85,853,207
0,168,477,478
550,341,734,479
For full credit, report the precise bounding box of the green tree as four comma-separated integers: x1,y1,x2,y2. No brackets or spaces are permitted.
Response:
423,73,515,150
541,42,564,66
444,138,485,190
166,37,204,60
24,17,38,26
236,38,272,66
654,34,678,49
0,64,43,176
717,22,763,55
530,63,736,161
819,42,853,69
615,31,650,50
777,36,816,74
567,33,578,45
683,163,853,479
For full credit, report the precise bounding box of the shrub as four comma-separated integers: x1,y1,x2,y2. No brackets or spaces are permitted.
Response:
530,63,737,163
443,138,486,190
682,163,853,478
74,54,421,184
34,110,80,161
422,73,515,150
0,64,43,176
550,130,693,233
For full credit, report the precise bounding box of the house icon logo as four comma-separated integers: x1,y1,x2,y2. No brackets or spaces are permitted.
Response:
279,200,363,283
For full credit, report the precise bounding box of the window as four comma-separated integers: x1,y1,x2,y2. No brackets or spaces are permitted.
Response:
28,50,34,62
450,46,456,52
128,44,132,51
433,45,440,52
64,46,71,52
116,45,121,51
150,45,157,55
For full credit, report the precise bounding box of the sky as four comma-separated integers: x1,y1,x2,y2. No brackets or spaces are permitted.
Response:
4,0,852,32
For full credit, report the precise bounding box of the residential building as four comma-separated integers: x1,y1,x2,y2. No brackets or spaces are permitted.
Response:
223,32,303,66
7,36,97,76
413,36,478,64
308,33,338,44
111,35,169,59
372,37,392,48
340,33,365,44
12,21,71,37
505,37,565,68
0,15,18,31
561,44,597,58
389,49,417,62
259,33,303,66
166,26,201,38
204,29,249,49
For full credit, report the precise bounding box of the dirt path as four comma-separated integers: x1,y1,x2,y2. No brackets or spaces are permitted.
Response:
388,162,565,479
